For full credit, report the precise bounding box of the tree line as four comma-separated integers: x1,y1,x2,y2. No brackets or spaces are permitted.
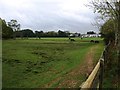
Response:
1,18,98,39
1,18,71,39
16,30,70,38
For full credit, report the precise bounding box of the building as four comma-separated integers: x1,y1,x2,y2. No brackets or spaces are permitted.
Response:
81,34,101,38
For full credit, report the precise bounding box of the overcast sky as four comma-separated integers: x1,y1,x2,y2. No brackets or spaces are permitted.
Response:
0,0,99,33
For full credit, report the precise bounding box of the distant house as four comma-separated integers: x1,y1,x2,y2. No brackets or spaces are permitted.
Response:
81,34,101,38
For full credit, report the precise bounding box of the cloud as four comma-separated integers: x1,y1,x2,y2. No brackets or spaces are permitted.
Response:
0,0,99,33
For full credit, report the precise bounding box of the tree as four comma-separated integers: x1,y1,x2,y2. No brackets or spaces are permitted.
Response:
21,29,35,38
87,31,96,34
58,30,69,37
35,31,44,38
90,0,120,46
89,0,119,43
90,0,120,87
100,19,115,44
1,19,13,39
8,19,20,39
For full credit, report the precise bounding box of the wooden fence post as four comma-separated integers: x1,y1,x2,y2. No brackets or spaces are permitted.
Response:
80,61,100,89
99,58,104,90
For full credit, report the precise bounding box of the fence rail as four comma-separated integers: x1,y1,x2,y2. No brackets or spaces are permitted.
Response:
80,60,100,88
80,42,110,89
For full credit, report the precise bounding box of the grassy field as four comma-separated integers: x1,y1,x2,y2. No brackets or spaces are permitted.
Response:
2,37,104,88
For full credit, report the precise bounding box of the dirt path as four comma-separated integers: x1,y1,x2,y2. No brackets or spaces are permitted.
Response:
85,46,95,76
43,46,98,88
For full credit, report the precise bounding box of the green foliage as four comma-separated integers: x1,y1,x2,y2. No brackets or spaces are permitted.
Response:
103,44,118,88
15,30,70,38
87,31,96,34
58,30,70,37
1,19,13,39
91,1,120,88
21,29,35,37
100,19,115,44
35,31,44,38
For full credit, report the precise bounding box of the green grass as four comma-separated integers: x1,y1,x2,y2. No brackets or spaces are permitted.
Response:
2,37,104,88
93,43,104,65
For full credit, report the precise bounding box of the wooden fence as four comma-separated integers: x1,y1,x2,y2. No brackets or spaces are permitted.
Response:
80,43,110,89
